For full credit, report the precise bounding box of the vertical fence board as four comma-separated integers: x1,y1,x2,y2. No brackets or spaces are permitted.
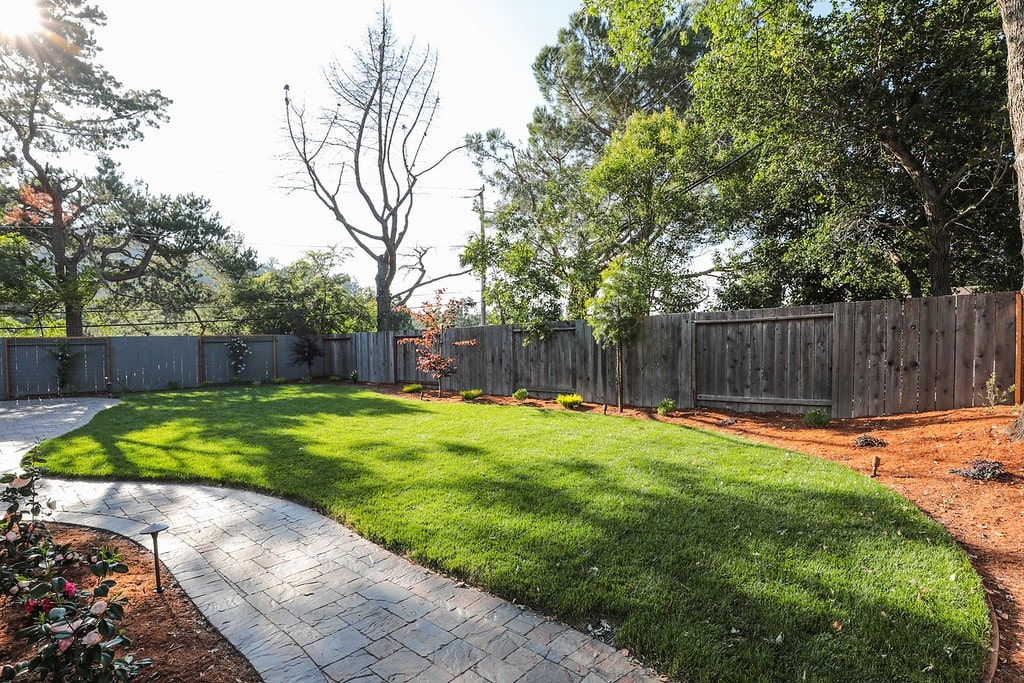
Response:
971,293,997,408
953,296,978,408
896,299,921,415
993,292,1017,404
932,296,957,410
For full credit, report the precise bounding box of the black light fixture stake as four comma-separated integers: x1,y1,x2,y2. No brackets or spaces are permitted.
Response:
139,524,169,593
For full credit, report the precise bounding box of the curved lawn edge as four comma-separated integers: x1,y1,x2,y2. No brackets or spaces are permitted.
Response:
30,385,992,682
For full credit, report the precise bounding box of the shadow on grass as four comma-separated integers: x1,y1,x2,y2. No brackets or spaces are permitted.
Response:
32,384,990,682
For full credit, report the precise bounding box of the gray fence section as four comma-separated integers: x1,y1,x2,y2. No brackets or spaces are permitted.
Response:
109,337,198,392
1,335,322,399
2,292,1019,418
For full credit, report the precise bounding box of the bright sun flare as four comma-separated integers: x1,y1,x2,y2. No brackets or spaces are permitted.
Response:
2,0,42,38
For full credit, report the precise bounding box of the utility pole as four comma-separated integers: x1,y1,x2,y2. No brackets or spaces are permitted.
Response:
475,185,487,326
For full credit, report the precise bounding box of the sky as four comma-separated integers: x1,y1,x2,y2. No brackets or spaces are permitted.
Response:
77,0,584,305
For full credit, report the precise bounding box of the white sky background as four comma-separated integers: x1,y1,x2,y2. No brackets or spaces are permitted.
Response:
86,0,583,306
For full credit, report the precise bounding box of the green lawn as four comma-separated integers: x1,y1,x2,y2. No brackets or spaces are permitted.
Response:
33,385,990,682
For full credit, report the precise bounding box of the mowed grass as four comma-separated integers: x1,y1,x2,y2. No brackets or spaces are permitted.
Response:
34,385,989,682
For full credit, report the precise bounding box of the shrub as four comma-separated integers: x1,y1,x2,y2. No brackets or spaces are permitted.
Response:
347,370,359,383
271,377,287,385
556,393,584,409
402,383,423,393
981,371,1015,409
803,408,831,428
657,398,676,416
328,375,341,382
6,563,147,682
289,333,323,379
512,388,528,402
460,389,483,401
165,381,181,391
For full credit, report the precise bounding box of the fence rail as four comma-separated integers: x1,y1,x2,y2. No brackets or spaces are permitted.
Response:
2,292,1020,419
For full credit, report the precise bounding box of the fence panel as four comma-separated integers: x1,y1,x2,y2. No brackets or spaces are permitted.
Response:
110,337,199,391
322,336,354,378
694,306,833,413
831,294,1019,417
511,325,577,397
200,336,277,384
5,338,108,398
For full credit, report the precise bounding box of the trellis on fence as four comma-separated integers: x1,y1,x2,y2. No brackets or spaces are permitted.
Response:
2,292,1020,419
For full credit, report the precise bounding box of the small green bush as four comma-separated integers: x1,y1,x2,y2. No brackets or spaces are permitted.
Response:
403,383,423,393
803,408,831,428
657,398,676,416
271,377,287,385
556,393,584,409
198,381,214,388
348,370,360,383
460,389,483,401
166,381,182,391
512,388,529,401
328,375,342,382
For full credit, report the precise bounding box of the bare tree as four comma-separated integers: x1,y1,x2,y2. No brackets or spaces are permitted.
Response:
283,9,467,331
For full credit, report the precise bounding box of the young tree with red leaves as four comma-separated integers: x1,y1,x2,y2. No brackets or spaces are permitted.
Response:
396,290,476,397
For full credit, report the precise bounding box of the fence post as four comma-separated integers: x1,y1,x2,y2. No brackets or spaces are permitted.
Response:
1,335,7,401
197,336,205,384
1017,291,1022,406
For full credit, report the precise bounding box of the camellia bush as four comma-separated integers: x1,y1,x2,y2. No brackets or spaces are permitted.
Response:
0,470,148,682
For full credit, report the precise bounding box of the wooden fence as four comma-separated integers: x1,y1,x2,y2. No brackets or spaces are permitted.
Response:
3,292,1020,418
323,292,1020,418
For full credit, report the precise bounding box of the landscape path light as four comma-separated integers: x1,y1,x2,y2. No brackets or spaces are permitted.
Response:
139,523,169,593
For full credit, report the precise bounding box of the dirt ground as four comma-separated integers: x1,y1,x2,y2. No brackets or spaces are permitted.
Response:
2,387,1020,682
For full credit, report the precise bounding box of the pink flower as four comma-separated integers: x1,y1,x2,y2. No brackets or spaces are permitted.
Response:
90,601,107,616
58,638,73,652
4,531,19,542
63,581,75,597
8,477,30,489
81,630,101,646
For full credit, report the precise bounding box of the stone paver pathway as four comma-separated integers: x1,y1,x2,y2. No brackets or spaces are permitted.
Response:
0,397,119,472
2,399,663,683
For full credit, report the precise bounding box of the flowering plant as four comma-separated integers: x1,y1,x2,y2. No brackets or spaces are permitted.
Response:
225,337,251,380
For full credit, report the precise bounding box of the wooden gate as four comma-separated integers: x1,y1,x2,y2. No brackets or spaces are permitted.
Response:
694,305,833,413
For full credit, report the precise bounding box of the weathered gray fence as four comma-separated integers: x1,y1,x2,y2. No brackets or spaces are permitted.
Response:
0,335,319,399
2,292,1020,418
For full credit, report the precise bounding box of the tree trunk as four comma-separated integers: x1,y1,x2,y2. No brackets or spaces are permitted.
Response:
998,0,1024,440
374,256,393,332
616,344,624,413
927,218,952,297
877,129,953,296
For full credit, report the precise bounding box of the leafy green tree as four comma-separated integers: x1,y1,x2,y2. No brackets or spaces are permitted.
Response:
0,233,56,331
233,248,375,334
3,161,248,335
588,0,1016,298
465,9,709,329
0,0,171,335
587,255,647,412
588,108,715,312
86,231,258,336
